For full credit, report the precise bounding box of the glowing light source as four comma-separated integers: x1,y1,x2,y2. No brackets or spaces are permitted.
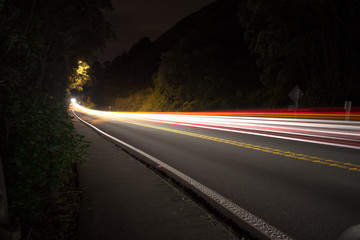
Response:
71,98,76,103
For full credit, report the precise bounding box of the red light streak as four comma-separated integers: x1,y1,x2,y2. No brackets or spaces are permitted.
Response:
71,102,360,149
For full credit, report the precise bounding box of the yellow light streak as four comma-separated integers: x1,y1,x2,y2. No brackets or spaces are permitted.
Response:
71,102,360,173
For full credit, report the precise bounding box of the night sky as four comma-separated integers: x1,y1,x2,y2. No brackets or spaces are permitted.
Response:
96,0,215,63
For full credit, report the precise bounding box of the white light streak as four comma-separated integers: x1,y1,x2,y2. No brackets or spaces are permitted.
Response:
71,102,360,150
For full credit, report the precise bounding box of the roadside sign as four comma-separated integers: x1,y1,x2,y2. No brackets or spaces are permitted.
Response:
289,85,304,109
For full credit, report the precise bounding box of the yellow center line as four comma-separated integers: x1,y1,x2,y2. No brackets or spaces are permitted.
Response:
115,118,360,173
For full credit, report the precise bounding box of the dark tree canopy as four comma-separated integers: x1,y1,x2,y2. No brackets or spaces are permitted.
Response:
83,0,360,112
85,0,261,111
239,0,360,107
155,12,260,111
1,0,115,100
0,0,114,235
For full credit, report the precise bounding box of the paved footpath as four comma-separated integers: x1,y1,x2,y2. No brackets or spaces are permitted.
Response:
73,117,238,240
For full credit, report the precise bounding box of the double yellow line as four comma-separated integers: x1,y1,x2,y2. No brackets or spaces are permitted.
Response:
116,118,360,173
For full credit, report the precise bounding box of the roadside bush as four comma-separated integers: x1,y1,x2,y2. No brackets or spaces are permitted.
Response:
113,87,162,111
0,88,89,230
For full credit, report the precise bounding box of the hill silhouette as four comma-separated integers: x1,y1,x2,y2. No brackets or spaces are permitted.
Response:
86,0,260,111
85,0,360,110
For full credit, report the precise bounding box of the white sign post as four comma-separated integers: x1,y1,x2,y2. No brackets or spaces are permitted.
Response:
344,101,352,121
289,85,304,110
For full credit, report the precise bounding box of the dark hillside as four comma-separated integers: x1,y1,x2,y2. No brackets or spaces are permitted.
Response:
87,0,360,110
87,0,258,110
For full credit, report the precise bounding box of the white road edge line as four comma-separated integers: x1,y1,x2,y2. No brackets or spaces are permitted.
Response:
72,110,294,240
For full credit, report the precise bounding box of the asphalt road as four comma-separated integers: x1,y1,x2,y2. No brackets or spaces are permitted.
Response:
73,109,360,240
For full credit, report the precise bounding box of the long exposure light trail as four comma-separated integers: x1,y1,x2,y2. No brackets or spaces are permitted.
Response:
71,99,360,240
71,100,360,150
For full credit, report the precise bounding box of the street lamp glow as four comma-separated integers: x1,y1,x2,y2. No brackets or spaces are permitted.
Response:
71,98,76,103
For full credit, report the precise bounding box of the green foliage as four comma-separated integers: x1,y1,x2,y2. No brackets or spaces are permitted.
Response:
153,22,260,111
0,0,112,233
113,87,162,111
68,61,92,92
87,0,261,112
82,0,360,112
0,89,89,225
40,0,115,101
82,96,96,109
0,0,45,88
84,0,261,112
239,0,360,107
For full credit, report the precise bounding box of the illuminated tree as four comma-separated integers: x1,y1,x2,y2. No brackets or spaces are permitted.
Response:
68,60,91,92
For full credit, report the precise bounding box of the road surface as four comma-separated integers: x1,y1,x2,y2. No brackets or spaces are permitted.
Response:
72,104,360,240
